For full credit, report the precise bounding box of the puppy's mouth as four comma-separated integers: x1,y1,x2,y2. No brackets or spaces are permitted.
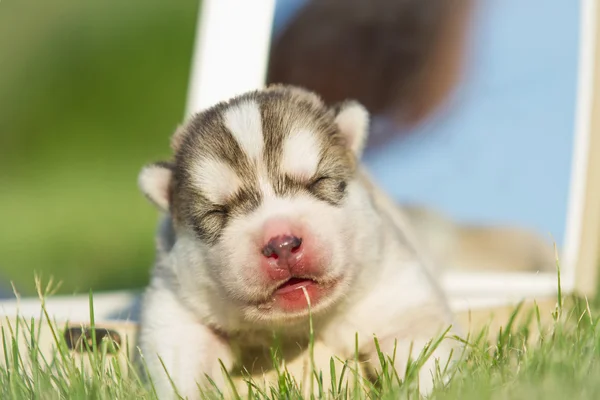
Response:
257,275,340,312
273,277,317,295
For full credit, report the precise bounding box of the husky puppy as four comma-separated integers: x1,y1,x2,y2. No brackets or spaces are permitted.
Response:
137,85,459,399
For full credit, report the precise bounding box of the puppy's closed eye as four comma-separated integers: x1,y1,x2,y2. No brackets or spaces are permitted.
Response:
194,206,229,243
202,206,228,224
308,176,347,205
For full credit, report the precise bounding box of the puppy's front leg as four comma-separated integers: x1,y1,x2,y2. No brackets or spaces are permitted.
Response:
138,285,234,400
324,296,458,396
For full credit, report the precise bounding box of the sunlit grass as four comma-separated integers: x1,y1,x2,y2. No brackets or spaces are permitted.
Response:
1,271,599,399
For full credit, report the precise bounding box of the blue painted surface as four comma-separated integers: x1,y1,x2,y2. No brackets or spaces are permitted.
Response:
272,0,581,246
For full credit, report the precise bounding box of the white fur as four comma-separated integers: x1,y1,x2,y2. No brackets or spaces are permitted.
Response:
335,102,369,155
138,281,235,399
257,169,275,198
138,165,172,211
281,129,321,180
191,158,242,204
223,100,264,160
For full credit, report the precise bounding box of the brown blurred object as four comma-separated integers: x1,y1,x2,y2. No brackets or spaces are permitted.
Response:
267,0,476,147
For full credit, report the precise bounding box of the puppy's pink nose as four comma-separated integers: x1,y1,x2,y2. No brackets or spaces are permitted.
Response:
262,235,303,261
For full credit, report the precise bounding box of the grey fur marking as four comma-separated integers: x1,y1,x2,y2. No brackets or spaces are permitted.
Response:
159,85,359,245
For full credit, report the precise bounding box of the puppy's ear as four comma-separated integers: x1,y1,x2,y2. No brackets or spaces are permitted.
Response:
333,100,370,157
138,162,174,212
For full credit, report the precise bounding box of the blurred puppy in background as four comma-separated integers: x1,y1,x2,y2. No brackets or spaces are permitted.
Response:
267,0,556,274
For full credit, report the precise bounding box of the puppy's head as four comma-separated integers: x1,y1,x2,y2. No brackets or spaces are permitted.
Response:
139,85,373,323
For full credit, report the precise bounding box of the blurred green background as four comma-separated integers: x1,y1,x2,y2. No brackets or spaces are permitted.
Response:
0,0,200,295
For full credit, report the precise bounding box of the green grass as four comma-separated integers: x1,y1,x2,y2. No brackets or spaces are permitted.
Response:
1,275,600,399
0,0,200,295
